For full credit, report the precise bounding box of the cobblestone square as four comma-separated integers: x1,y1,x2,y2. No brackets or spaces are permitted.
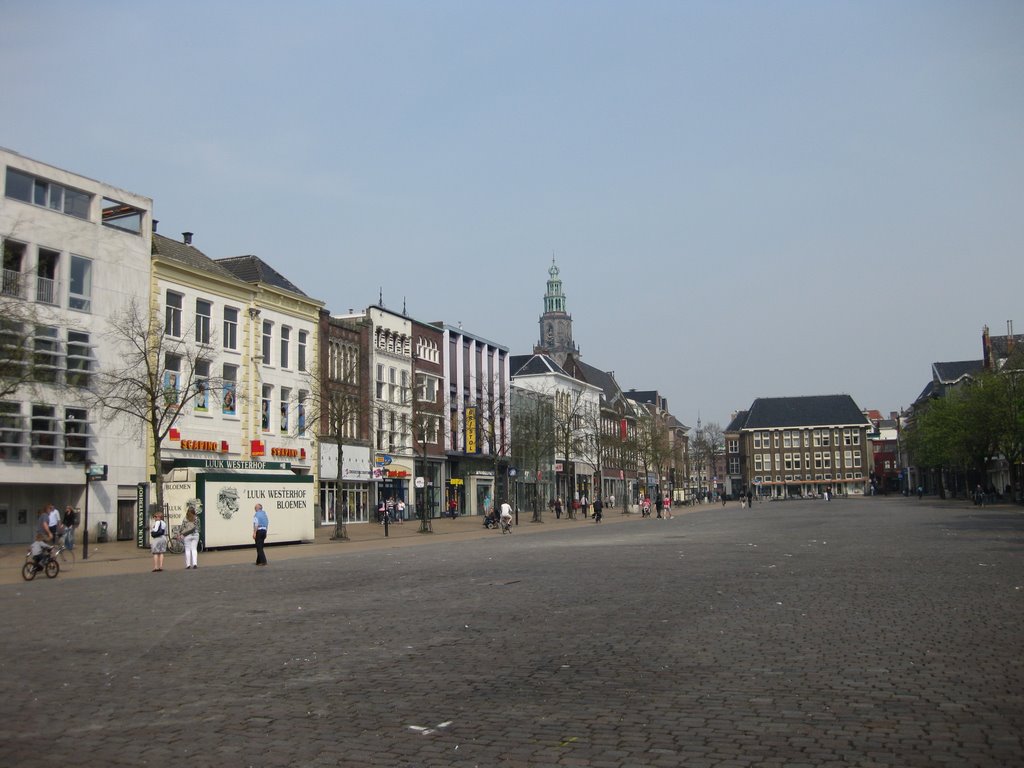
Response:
1,498,1021,767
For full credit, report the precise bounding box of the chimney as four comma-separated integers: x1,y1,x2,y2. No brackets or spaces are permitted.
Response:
152,219,159,234
182,232,193,246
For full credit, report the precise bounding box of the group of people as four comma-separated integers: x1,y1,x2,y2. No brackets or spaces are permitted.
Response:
639,495,673,519
28,503,79,573
548,495,608,521
375,496,407,525
149,504,203,571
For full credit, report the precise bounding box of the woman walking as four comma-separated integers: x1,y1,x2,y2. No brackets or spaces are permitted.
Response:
181,505,201,569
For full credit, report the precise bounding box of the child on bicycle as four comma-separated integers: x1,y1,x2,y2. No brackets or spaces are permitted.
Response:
28,533,53,571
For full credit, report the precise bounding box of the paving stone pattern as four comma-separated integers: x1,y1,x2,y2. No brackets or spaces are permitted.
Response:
1,497,1022,767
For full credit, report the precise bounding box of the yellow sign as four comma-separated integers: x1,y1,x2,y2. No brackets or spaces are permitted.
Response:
465,407,477,453
449,478,464,486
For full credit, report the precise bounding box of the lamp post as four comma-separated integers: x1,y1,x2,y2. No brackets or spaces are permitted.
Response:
82,462,92,560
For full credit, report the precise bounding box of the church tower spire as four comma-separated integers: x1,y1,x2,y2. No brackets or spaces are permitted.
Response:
535,255,578,366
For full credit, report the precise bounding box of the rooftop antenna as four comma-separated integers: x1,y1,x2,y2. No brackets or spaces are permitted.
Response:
403,297,407,315
378,287,383,307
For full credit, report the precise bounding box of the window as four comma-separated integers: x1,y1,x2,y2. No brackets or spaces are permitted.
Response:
728,457,740,474
66,330,94,387
853,431,861,446
280,387,290,432
195,299,212,345
298,331,307,372
376,364,385,399
64,407,90,463
33,326,61,383
783,432,792,449
814,452,823,469
68,255,92,311
773,432,779,448
36,248,59,305
261,385,272,431
30,404,58,461
101,198,144,234
194,360,210,412
754,455,763,472
262,321,272,365
297,390,307,436
165,291,182,337
727,439,739,454
843,429,853,446
222,364,237,415
280,326,290,369
223,307,238,351
2,239,27,298
0,402,23,460
164,355,181,404
5,168,91,219
753,433,761,449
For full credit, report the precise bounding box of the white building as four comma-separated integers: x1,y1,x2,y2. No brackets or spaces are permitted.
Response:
1,148,152,543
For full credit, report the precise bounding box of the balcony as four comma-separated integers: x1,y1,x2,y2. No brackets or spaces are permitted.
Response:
2,269,24,298
36,275,60,306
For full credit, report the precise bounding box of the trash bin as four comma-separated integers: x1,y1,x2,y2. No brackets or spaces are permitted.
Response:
97,521,109,543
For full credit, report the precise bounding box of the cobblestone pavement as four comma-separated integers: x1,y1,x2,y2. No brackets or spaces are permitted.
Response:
2,497,1022,767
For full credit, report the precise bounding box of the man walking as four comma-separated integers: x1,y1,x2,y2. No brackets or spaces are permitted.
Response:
253,503,269,566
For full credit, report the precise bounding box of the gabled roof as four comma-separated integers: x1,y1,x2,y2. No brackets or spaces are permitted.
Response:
739,395,870,429
216,255,309,298
510,353,567,377
932,360,983,385
152,233,237,280
725,410,748,433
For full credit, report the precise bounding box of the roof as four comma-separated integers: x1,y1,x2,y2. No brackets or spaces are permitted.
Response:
152,233,237,280
510,354,567,377
932,360,983,385
738,395,870,429
725,410,748,433
216,255,309,297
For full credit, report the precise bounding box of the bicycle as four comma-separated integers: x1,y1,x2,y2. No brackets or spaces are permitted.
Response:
50,539,75,571
167,524,203,555
22,553,60,581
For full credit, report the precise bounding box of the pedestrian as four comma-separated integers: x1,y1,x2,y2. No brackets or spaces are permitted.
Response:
580,494,589,519
642,496,651,517
150,510,168,572
396,498,406,523
47,503,61,544
917,485,923,500
655,495,663,519
386,497,396,523
721,492,727,507
448,498,458,519
36,507,52,542
608,494,615,509
253,503,269,566
62,505,78,550
180,505,200,569
377,498,386,524
747,489,753,508
554,497,563,519
593,496,603,523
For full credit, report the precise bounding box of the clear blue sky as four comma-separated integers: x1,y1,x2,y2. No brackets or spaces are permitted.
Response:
4,1,1022,428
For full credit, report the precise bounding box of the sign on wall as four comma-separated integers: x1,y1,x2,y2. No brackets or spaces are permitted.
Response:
465,407,477,453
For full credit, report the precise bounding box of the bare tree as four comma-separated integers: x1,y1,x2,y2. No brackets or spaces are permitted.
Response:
511,387,556,521
634,408,672,509
551,385,599,517
90,297,218,516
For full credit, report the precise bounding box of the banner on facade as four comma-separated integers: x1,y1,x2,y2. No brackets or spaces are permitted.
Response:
465,407,477,453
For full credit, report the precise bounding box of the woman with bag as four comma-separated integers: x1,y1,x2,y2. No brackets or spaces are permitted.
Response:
150,510,168,572
181,505,201,569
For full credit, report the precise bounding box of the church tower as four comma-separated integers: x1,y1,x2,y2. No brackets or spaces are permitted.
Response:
534,256,579,366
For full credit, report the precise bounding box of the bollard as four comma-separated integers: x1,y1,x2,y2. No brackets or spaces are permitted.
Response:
384,515,389,537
